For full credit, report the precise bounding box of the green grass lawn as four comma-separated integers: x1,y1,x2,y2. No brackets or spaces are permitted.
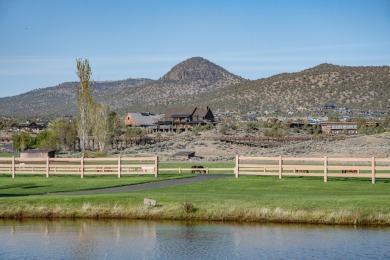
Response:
0,172,195,195
0,171,389,224
0,153,19,157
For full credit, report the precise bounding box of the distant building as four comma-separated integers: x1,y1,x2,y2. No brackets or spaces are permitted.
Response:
319,122,378,135
11,122,47,132
124,112,161,127
320,122,358,135
173,151,196,160
20,149,55,158
163,106,215,132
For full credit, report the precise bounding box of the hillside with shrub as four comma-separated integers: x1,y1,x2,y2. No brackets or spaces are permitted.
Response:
0,58,389,116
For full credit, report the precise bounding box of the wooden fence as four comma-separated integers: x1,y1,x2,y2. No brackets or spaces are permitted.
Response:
234,155,390,183
0,156,158,178
159,167,233,174
219,136,345,147
2,155,390,184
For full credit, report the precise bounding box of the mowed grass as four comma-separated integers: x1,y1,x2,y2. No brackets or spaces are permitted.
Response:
0,172,195,195
0,153,19,157
140,176,390,212
0,172,390,225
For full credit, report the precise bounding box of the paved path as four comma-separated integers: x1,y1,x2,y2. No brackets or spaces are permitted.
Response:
52,174,231,195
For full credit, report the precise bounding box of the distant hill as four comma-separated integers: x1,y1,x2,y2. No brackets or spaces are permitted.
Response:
0,78,153,116
0,58,389,117
185,63,390,113
0,57,245,116
110,57,246,112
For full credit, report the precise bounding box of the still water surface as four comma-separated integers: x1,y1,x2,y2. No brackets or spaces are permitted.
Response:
0,219,389,259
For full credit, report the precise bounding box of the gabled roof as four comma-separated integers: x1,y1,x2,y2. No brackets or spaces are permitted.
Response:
193,107,209,118
127,113,160,126
171,114,192,118
173,151,195,157
11,122,47,128
21,149,55,153
165,106,213,120
165,107,197,119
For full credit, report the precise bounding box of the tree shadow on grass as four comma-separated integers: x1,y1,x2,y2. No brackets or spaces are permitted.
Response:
1,183,48,190
0,194,30,197
22,185,47,189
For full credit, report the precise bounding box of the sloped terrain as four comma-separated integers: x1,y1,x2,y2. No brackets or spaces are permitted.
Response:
107,57,246,112
0,59,389,116
0,57,245,116
0,78,153,116
116,130,390,161
193,64,390,113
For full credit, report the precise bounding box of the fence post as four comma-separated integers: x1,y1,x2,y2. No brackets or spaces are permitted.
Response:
235,154,239,178
179,167,182,174
279,156,282,179
81,156,84,179
155,156,158,177
118,155,121,178
371,157,376,184
206,167,209,174
12,156,15,179
323,156,328,183
46,157,49,178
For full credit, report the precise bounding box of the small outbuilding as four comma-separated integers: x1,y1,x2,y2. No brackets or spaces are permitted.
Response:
20,149,56,158
173,151,195,160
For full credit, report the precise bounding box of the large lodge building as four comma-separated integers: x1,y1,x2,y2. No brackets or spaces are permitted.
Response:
124,106,216,132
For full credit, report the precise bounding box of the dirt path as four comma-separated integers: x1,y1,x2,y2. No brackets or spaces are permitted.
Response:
51,174,231,195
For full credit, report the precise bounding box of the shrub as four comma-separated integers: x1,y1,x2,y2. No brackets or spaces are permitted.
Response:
203,122,214,131
182,202,195,214
125,127,146,137
219,123,229,135
12,132,35,151
230,123,238,131
245,122,259,133
192,125,202,136
264,125,286,137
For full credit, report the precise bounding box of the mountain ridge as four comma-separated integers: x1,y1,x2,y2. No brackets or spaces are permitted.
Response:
0,58,389,117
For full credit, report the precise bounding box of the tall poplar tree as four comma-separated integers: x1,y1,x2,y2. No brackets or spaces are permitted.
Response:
76,58,93,153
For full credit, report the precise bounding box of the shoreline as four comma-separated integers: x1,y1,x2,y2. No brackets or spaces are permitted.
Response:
1,204,389,226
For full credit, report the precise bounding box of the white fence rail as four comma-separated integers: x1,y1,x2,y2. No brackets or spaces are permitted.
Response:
235,155,390,183
0,156,158,178
1,155,390,184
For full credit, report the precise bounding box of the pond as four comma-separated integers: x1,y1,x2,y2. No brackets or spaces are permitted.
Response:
0,219,389,259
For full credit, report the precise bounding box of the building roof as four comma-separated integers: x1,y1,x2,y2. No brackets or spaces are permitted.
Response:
165,106,212,120
320,122,358,125
193,107,209,118
20,149,55,153
173,151,195,157
171,114,192,118
11,122,47,128
127,113,160,126
165,107,197,119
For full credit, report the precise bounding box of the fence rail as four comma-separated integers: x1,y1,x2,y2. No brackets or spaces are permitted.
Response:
159,167,234,174
0,156,158,178
1,155,390,184
219,135,345,147
235,155,390,183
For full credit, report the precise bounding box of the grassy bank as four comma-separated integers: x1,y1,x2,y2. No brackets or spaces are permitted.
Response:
1,173,390,225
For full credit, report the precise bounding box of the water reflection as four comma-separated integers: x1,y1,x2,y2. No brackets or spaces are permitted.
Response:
0,219,389,259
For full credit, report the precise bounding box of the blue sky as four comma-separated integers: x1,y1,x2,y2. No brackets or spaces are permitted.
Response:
0,0,389,98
